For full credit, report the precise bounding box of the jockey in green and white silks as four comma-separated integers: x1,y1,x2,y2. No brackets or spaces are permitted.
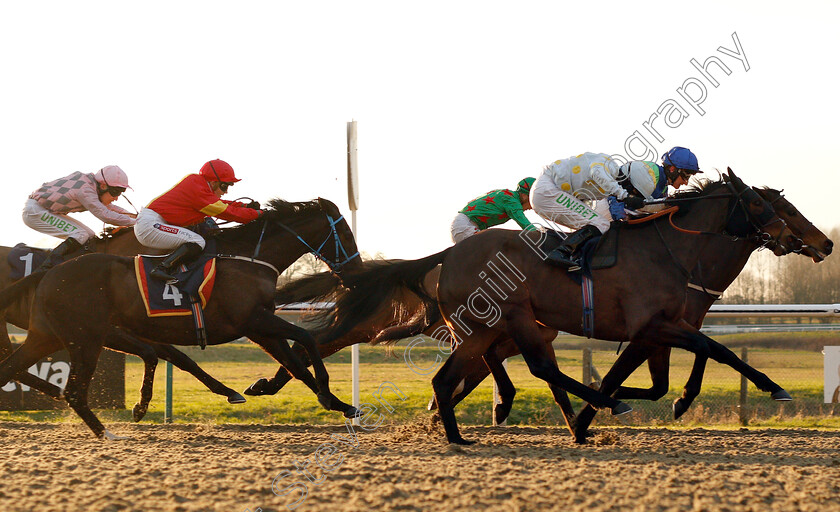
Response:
450,178,537,243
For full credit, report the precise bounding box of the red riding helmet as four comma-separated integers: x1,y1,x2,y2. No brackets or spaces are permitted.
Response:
199,159,241,183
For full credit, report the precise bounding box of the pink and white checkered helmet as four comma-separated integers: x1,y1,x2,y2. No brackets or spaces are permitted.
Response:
94,165,132,190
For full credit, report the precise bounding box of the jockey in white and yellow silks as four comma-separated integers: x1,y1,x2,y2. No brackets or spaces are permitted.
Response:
531,148,700,268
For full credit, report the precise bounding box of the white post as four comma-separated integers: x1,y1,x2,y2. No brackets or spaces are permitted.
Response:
492,358,508,426
347,120,360,425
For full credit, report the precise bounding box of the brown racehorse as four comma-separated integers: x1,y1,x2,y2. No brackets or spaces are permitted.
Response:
0,228,247,420
249,182,821,429
304,170,800,444
450,185,831,440
0,198,361,439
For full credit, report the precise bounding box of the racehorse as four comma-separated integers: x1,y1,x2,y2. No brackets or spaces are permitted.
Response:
248,182,825,429
305,170,800,444
0,198,361,439
451,184,832,441
0,228,247,420
248,180,821,429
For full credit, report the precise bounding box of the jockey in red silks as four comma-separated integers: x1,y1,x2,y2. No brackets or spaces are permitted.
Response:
23,165,136,271
134,159,262,283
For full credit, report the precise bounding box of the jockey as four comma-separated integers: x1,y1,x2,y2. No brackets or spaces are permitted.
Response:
531,149,700,268
134,159,263,283
23,165,136,271
450,177,537,243
661,146,702,189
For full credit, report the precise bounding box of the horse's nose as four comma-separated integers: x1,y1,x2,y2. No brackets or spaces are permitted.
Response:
825,239,834,255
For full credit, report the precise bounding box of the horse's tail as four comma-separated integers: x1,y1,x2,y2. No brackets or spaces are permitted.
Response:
321,248,452,345
370,299,443,346
0,271,48,312
275,270,342,305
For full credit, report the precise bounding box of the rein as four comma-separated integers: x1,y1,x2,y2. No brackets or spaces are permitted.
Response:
273,213,360,273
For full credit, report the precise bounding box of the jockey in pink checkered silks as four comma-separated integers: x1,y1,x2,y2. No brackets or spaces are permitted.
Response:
22,165,136,271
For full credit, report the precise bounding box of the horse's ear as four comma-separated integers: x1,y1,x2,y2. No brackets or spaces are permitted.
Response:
727,168,745,188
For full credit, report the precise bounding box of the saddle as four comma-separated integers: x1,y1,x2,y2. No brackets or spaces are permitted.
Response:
7,244,49,280
135,249,217,349
539,225,620,276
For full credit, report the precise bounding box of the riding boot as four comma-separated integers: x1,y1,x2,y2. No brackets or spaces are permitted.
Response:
36,237,84,272
150,242,203,283
545,225,601,269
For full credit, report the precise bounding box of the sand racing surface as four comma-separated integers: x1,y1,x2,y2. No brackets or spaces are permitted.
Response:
0,421,839,512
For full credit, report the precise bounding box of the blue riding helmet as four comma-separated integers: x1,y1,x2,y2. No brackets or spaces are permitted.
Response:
662,147,701,173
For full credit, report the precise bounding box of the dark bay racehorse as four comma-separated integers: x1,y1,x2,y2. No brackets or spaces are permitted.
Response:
249,181,819,426
0,198,361,439
0,229,247,420
307,170,800,444
455,185,832,441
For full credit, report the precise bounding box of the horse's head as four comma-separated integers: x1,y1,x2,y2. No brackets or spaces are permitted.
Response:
260,198,362,275
723,168,799,256
754,187,833,262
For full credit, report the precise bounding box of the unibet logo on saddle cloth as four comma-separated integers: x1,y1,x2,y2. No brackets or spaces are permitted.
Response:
134,255,217,317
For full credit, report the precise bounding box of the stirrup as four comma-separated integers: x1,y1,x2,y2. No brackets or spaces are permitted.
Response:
150,266,178,284
545,248,580,269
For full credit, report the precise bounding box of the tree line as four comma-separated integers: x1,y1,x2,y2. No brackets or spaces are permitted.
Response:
722,226,840,305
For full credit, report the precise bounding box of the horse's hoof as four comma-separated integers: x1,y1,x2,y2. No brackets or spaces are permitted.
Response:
103,429,130,441
427,396,437,411
493,404,512,425
771,389,792,401
673,399,688,420
611,402,632,416
132,403,147,422
227,393,247,404
449,437,475,446
343,407,359,419
243,378,277,396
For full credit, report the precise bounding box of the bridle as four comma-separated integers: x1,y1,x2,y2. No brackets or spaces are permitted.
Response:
266,211,360,274
648,181,796,253
757,188,812,255
724,181,794,252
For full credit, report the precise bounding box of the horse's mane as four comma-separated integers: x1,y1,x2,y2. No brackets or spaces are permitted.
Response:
210,198,324,244
665,177,729,218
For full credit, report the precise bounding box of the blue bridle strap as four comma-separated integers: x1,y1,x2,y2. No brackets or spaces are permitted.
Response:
274,214,360,273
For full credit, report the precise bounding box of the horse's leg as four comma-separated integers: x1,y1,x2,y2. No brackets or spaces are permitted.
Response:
703,334,789,398
150,344,245,404
62,337,114,439
245,311,355,417
575,342,658,443
613,346,672,401
0,323,64,399
0,331,63,390
431,324,499,445
482,349,515,426
479,333,578,435
104,333,158,422
245,335,348,397
504,307,630,425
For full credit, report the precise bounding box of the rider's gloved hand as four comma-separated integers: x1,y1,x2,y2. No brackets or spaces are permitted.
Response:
245,200,261,210
608,196,627,221
623,195,646,210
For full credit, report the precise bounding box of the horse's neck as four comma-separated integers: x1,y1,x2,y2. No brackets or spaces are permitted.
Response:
217,235,310,275
694,238,755,291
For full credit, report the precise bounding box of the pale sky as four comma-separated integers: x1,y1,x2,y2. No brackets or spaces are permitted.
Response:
1,1,837,258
